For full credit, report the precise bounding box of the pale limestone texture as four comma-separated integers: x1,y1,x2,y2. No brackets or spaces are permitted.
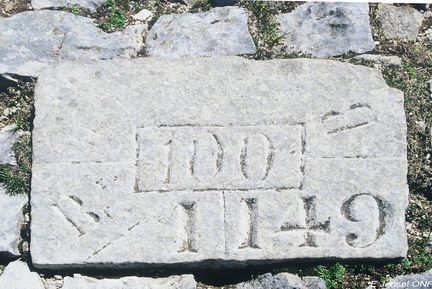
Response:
62,274,196,289
353,54,402,66
31,57,408,268
376,4,424,41
31,0,105,12
277,2,375,57
0,261,44,289
146,7,256,58
0,10,146,77
0,189,26,257
0,125,19,165
234,273,326,289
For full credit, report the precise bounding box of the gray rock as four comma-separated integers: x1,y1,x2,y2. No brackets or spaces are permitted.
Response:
0,10,146,77
376,4,424,41
0,260,44,289
234,273,326,289
0,189,26,257
277,2,375,58
133,9,153,21
0,125,19,165
353,54,402,66
302,276,327,289
146,7,256,58
31,0,105,12
384,269,432,289
63,274,196,289
30,57,407,268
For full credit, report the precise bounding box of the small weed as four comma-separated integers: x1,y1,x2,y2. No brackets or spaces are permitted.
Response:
314,263,346,289
71,5,80,16
97,0,129,31
0,79,35,196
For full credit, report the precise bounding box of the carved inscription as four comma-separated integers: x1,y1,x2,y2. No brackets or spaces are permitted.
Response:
136,125,303,191
178,201,198,253
239,198,260,249
279,196,330,247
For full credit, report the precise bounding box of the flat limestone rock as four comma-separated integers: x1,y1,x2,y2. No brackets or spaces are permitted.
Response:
0,190,26,257
0,125,20,165
146,7,256,58
234,273,326,289
0,260,44,289
384,269,432,289
353,54,401,66
277,2,375,58
63,274,196,289
31,0,105,12
31,57,408,269
376,4,424,41
0,10,145,77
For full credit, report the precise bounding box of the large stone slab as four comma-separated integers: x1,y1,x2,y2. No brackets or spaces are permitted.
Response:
31,57,408,269
277,2,375,58
0,189,26,257
0,10,145,77
62,274,196,289
146,7,256,58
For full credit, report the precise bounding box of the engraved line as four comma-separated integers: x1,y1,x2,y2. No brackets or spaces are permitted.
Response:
299,124,306,190
51,204,85,237
212,133,224,176
239,198,260,249
68,195,83,206
165,139,173,184
136,186,301,193
134,132,140,193
326,122,369,135
263,134,274,181
179,201,198,253
86,212,100,223
222,191,228,256
87,221,141,260
321,110,341,122
138,122,306,128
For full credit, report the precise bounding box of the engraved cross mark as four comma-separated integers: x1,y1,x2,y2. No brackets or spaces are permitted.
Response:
280,196,330,247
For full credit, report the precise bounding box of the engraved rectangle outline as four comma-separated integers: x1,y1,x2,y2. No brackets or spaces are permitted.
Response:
135,124,306,193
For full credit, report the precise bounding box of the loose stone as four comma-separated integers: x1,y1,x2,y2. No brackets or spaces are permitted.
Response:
375,4,424,41
0,261,44,289
0,10,146,77
31,0,105,12
277,2,375,57
353,54,402,66
146,7,256,58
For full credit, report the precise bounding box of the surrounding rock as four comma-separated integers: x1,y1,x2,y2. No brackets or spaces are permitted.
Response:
234,273,326,289
384,269,432,289
31,57,407,268
62,274,196,289
133,8,153,21
277,2,375,58
31,0,105,12
146,7,256,58
0,125,20,165
0,260,44,289
353,54,402,66
0,189,26,257
302,276,327,289
0,10,146,77
376,4,424,41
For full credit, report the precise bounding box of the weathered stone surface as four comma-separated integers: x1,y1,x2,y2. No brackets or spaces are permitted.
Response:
353,54,401,66
31,0,104,12
0,189,26,257
234,273,326,289
384,269,432,289
376,4,424,41
0,125,19,165
146,7,256,58
0,260,44,289
277,2,375,58
133,9,153,21
31,57,408,268
0,10,145,77
63,274,196,289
